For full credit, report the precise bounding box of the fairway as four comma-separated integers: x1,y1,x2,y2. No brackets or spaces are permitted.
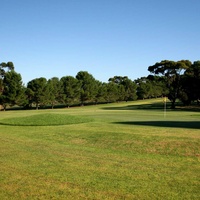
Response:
0,99,199,199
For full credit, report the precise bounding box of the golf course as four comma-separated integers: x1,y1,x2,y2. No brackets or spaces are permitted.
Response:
0,99,199,199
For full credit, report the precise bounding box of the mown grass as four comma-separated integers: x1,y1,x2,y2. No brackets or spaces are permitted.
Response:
0,113,93,126
0,99,199,199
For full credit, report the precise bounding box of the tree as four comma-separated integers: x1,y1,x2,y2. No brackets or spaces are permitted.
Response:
135,77,152,99
27,77,49,109
147,75,168,98
76,71,98,105
187,61,200,104
60,76,80,107
148,60,191,108
105,82,119,103
0,70,24,110
0,61,14,94
121,77,137,101
93,81,107,104
179,61,200,105
0,62,14,77
48,77,62,108
108,76,137,101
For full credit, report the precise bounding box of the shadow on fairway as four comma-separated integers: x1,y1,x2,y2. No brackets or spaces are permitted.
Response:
114,121,200,129
102,102,200,112
102,102,170,111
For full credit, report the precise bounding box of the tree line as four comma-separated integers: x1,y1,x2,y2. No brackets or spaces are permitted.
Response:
0,60,199,110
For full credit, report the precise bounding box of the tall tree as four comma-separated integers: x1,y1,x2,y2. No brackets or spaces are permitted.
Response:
48,77,62,108
148,60,191,108
135,77,152,99
60,76,80,107
108,76,126,101
0,70,24,110
121,77,138,101
27,77,49,109
0,62,14,77
93,81,107,104
147,75,168,98
0,61,14,94
108,76,137,101
180,61,200,105
76,71,98,105
105,82,119,103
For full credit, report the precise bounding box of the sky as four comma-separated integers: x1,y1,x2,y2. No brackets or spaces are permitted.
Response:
1,0,200,84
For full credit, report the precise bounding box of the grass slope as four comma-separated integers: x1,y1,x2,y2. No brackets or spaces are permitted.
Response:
0,113,92,126
0,99,199,199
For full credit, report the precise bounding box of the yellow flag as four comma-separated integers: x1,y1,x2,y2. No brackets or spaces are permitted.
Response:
163,97,167,103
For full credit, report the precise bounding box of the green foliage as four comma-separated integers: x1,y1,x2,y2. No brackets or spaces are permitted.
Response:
0,61,14,77
27,77,49,109
76,71,98,105
60,76,80,107
0,61,15,107
0,70,24,110
135,77,151,99
94,81,107,103
109,76,138,101
48,77,62,108
0,60,199,110
105,81,119,102
179,61,200,105
148,60,192,108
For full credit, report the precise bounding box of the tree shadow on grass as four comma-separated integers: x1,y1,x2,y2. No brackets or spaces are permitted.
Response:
102,102,200,112
102,102,170,111
114,121,200,129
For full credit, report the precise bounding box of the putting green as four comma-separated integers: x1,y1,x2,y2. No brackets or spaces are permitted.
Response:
0,113,93,126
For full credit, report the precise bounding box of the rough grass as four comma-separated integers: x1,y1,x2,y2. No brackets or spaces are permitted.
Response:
0,99,199,199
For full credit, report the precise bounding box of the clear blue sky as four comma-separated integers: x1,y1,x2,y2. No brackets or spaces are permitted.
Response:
1,0,200,84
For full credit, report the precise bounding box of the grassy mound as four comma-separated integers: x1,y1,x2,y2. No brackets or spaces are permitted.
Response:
0,113,93,126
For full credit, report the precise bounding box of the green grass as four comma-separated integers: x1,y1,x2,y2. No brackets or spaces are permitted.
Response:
0,113,93,126
0,99,199,199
